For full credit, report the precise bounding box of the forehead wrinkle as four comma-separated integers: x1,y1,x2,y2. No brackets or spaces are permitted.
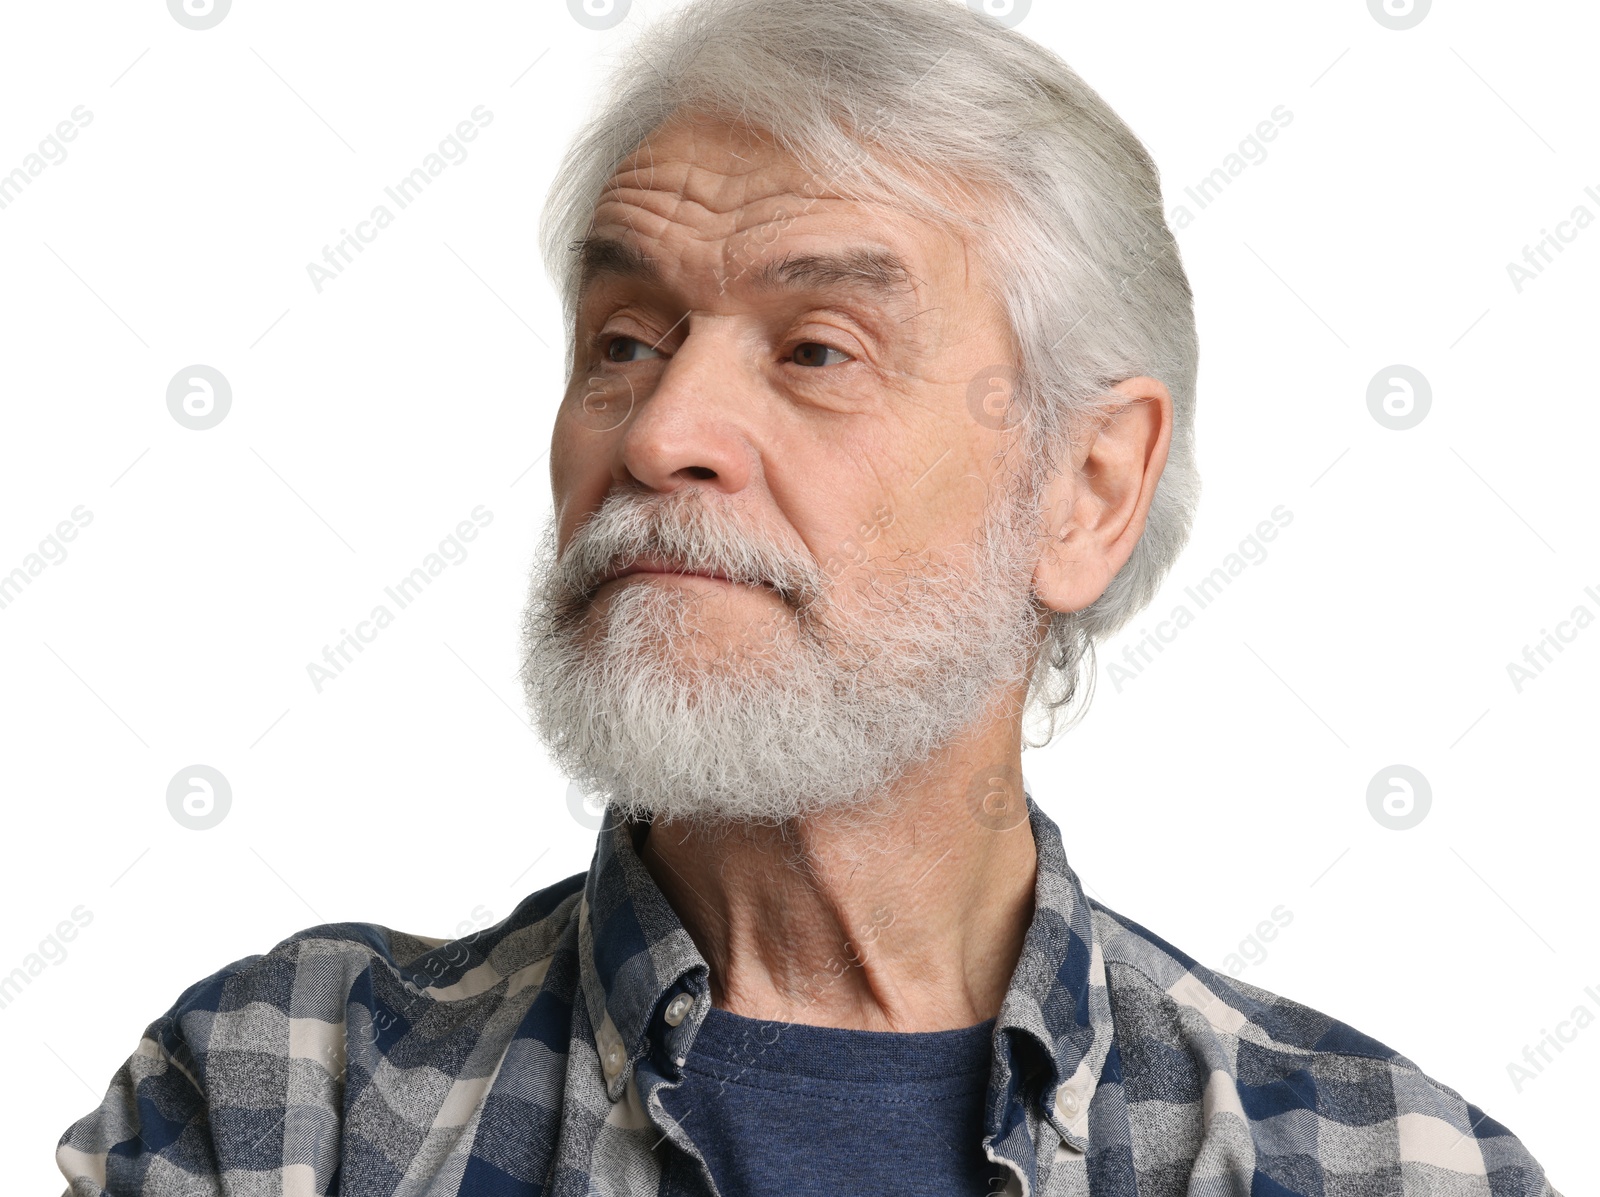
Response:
606,133,850,236
599,177,810,242
586,139,956,335
607,136,796,212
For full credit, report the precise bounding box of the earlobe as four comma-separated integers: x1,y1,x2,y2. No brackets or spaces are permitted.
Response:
1035,523,1112,616
1030,464,1103,616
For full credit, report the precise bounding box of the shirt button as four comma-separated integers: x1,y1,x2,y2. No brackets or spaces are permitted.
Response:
602,1042,624,1078
664,994,693,1027
1056,1087,1081,1119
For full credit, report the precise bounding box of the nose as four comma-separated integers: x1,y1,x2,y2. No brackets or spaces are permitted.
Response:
612,316,759,498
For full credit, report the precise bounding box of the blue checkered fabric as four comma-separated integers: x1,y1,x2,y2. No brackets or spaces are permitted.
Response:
58,795,1559,1195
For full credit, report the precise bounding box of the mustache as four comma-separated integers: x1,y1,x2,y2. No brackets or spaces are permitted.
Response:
552,491,828,612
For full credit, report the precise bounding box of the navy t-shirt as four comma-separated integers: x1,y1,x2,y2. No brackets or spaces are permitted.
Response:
660,1004,1008,1195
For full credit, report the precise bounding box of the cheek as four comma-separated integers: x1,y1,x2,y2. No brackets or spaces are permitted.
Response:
548,420,577,501
775,447,888,575
566,365,639,436
885,452,997,561
801,422,999,584
549,422,613,540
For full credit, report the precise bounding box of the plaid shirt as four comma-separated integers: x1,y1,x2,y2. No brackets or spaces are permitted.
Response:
59,794,1559,1196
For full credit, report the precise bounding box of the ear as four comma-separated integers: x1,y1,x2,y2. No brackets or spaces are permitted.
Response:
1032,376,1174,614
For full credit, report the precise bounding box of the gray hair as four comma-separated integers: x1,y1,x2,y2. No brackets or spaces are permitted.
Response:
539,0,1200,745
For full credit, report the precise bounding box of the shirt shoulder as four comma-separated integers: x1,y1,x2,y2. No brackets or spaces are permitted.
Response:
148,867,589,1064
1088,901,1560,1197
57,870,589,1195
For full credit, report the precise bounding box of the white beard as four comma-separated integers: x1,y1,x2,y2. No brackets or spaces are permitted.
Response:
519,480,1044,825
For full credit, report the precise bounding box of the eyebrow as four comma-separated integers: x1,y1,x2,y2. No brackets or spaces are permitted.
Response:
574,236,661,294
572,237,917,306
752,248,916,299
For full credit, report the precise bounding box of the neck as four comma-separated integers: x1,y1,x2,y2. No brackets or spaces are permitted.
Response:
637,720,1039,1033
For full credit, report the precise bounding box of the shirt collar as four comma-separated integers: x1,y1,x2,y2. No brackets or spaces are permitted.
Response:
576,816,707,1101
988,781,1119,1181
575,784,1118,1182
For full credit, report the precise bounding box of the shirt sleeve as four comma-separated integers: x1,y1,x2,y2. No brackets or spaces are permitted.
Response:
56,1010,225,1195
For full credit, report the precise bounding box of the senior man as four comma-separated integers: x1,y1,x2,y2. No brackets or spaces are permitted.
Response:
59,1,1557,1194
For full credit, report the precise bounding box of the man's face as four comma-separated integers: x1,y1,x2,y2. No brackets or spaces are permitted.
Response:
522,113,1050,821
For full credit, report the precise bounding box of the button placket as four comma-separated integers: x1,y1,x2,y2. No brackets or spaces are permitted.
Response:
1053,1078,1090,1148
663,993,692,1027
602,1039,625,1080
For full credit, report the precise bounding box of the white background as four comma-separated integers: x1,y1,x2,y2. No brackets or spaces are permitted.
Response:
1,0,1595,1190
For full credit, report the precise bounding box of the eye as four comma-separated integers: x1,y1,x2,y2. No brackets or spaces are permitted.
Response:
789,342,851,369
604,335,662,364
